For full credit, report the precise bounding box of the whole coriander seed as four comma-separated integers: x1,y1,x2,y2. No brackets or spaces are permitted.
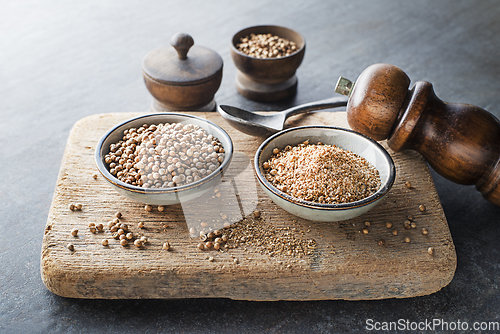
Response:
101,239,109,246
67,243,75,251
392,229,398,236
405,181,412,189
419,204,426,212
96,223,104,231
386,222,393,229
404,237,411,243
138,222,144,229
115,212,122,219
145,204,153,212
364,221,371,227
197,243,205,251
71,228,79,237
120,239,128,247
362,228,369,235
140,236,148,244
410,222,417,229
92,173,98,180
158,206,165,212
422,227,429,235
126,232,133,240
205,241,214,249
69,204,75,211
378,239,386,247
208,256,214,262
75,203,83,211
119,234,126,241
428,247,435,255
162,242,170,250
89,226,97,234
214,242,221,251
134,239,143,248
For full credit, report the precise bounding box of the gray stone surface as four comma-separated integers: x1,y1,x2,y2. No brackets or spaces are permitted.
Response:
1,0,499,332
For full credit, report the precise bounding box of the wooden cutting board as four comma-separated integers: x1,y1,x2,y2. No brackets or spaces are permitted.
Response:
41,111,456,300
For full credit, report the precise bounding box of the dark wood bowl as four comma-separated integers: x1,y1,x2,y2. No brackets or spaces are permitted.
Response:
230,25,306,101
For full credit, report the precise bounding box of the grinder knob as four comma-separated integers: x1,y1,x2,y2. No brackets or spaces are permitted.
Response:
336,63,500,206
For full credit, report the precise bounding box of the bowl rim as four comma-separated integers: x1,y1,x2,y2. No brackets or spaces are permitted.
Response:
254,126,396,210
95,112,234,194
230,24,306,60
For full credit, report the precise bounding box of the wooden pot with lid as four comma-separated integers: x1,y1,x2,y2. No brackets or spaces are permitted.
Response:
142,33,223,112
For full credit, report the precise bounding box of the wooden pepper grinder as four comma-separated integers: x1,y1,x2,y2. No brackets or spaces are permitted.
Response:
335,63,500,206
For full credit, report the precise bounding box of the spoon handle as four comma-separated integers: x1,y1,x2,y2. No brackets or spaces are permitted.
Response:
283,96,348,119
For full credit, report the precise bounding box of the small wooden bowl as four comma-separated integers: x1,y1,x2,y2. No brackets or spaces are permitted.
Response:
230,25,306,102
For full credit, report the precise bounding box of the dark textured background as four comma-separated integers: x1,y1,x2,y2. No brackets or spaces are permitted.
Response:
1,0,499,332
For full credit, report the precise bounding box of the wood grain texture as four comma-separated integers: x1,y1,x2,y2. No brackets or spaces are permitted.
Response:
41,112,456,301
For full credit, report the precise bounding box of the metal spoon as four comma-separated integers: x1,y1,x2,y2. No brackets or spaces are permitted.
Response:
217,96,348,137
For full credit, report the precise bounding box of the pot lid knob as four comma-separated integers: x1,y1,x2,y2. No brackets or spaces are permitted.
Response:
170,33,194,60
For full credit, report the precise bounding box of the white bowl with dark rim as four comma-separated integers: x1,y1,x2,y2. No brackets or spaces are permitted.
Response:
95,113,233,205
254,126,395,222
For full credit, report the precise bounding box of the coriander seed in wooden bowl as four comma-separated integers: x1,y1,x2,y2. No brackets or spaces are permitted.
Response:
95,113,233,205
254,126,395,222
230,25,305,102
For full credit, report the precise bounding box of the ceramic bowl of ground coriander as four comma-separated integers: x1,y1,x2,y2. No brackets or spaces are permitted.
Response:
254,126,395,221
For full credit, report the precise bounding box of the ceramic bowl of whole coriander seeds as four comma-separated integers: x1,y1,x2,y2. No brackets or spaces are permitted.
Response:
254,126,396,222
96,113,233,205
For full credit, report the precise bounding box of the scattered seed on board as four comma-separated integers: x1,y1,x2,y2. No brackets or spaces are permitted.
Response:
208,256,214,262
101,239,109,246
197,243,205,250
428,247,435,255
140,236,148,244
378,239,386,247
92,173,98,180
67,243,75,251
69,204,75,211
404,237,411,243
364,221,371,227
405,181,412,189
115,212,122,219
162,242,170,250
158,206,165,212
138,222,144,229
362,228,369,235
422,227,429,235
126,232,133,240
89,226,97,234
386,222,393,229
96,223,104,231
120,239,128,246
392,229,398,236
419,204,426,212
134,239,143,248
145,204,152,212
71,228,78,237
75,203,83,211
410,222,417,229
119,234,126,241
